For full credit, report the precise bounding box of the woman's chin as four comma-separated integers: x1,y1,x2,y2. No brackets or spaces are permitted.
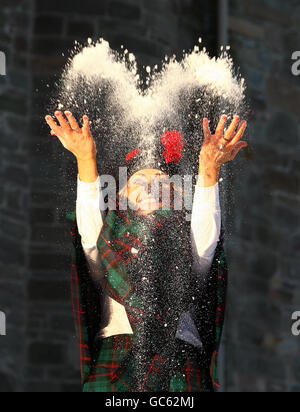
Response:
136,200,161,215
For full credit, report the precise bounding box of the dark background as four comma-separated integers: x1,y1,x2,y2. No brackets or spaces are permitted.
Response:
0,0,299,392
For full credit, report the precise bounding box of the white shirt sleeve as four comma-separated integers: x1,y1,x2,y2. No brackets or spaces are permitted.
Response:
76,174,221,279
76,175,105,280
191,180,221,275
76,175,134,336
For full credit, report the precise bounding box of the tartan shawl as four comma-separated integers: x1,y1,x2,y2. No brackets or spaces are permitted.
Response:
68,201,228,391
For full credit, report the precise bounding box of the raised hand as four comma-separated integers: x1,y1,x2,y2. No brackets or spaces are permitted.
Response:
45,111,99,182
45,111,97,161
198,115,248,186
201,114,247,167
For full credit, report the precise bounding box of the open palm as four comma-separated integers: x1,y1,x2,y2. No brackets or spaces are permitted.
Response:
200,114,248,167
45,111,97,161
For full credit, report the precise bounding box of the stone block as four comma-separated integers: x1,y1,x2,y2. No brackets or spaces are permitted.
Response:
0,372,15,392
243,0,291,26
36,0,107,15
0,234,25,265
29,251,70,271
61,383,81,392
263,169,300,196
229,16,265,40
13,36,28,53
67,21,95,38
24,381,61,392
112,33,163,60
33,37,75,57
0,94,27,116
266,112,299,147
27,279,70,300
31,224,68,244
30,208,54,224
273,204,300,228
0,213,27,238
108,1,141,20
28,279,70,302
265,76,300,117
4,165,29,187
34,15,64,36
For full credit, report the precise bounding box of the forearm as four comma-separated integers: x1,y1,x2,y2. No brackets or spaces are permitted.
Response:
77,156,99,183
198,160,220,187
76,176,105,281
191,177,221,275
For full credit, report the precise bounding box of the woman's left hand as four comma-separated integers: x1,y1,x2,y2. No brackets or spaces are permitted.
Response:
197,114,248,187
200,114,248,169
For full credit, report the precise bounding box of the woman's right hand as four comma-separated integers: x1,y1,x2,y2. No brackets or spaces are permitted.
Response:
45,111,97,161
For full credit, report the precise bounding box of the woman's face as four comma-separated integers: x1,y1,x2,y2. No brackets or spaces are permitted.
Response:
119,169,169,215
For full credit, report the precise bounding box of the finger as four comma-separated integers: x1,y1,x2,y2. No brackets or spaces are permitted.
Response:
215,115,228,138
45,115,63,136
82,115,91,138
230,141,248,160
65,111,80,131
50,128,65,140
224,115,240,141
55,111,72,132
203,118,212,142
50,128,68,148
229,121,247,147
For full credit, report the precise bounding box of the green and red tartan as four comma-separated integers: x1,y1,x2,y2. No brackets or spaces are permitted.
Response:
67,204,228,393
82,334,214,392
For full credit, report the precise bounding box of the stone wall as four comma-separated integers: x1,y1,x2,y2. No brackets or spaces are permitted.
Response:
0,0,33,392
224,0,300,392
2,0,298,394
0,0,218,392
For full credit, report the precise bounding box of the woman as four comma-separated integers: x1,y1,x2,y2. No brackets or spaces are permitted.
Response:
45,111,247,392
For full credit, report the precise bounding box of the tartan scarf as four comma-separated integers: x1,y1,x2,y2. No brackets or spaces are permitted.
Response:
68,196,228,391
96,203,197,391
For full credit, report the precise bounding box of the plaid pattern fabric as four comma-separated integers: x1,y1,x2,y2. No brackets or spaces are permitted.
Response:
69,211,103,383
83,335,132,392
67,203,228,392
83,334,213,392
97,205,189,312
97,206,146,312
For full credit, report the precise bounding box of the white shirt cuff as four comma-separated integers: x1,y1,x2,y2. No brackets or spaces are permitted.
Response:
194,181,220,209
77,175,101,201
